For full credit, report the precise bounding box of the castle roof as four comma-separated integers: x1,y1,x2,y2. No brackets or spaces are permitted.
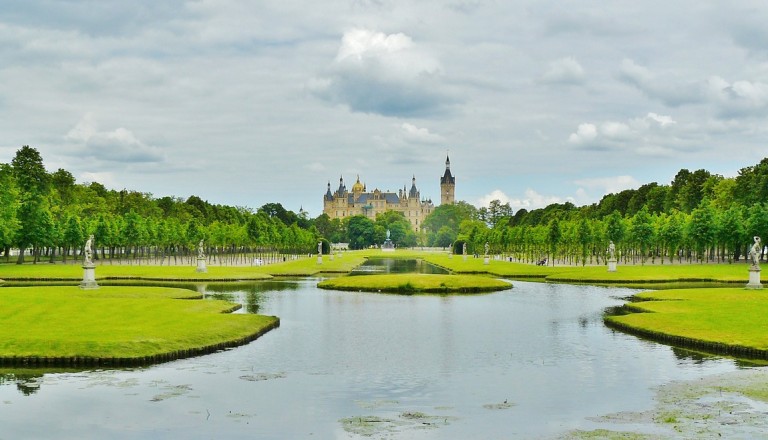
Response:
440,155,455,185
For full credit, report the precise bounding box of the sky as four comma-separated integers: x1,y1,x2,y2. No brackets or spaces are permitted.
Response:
1,1,767,217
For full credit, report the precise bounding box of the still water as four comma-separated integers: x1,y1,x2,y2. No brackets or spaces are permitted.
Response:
0,279,746,439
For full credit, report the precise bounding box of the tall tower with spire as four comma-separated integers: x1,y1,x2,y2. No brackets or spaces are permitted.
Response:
440,154,455,205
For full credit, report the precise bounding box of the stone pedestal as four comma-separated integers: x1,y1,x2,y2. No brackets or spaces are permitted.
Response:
80,264,99,289
330,254,334,261
196,257,207,273
483,256,490,265
449,253,453,259
463,255,467,262
317,255,322,264
607,258,617,272
746,266,762,289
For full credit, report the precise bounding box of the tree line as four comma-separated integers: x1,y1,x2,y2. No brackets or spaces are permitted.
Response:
2,146,767,266
419,158,768,265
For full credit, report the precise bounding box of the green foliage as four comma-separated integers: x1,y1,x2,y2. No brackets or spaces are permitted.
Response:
347,215,376,249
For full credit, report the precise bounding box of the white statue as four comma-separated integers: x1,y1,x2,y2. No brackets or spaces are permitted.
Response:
197,239,205,259
484,242,489,256
750,236,762,267
318,241,323,255
84,234,94,265
386,229,391,240
463,242,467,255
607,241,616,260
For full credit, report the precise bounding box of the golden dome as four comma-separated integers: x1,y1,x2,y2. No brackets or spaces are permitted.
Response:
351,175,364,192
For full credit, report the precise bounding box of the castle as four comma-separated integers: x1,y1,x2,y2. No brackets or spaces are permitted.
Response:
323,156,455,232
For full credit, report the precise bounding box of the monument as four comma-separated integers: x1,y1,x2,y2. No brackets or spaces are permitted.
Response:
607,241,617,272
747,236,762,289
79,235,99,289
382,229,395,252
484,242,490,265
463,242,467,261
196,239,207,273
317,241,323,264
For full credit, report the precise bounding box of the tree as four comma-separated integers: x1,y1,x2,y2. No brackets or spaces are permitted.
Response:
11,146,52,263
488,199,513,227
630,207,654,263
717,205,746,262
0,164,20,258
686,202,717,262
347,215,375,249
576,217,592,266
547,218,561,265
62,214,85,263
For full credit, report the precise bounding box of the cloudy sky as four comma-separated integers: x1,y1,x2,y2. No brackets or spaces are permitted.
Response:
1,1,767,216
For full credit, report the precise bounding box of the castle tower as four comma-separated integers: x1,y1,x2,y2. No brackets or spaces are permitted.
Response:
440,155,455,205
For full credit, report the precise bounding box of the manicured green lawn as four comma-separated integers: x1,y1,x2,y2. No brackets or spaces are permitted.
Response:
317,273,512,294
606,288,768,356
0,286,278,363
0,263,273,281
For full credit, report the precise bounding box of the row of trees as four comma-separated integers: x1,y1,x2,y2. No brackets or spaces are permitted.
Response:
0,147,326,264
2,145,767,266
418,158,768,265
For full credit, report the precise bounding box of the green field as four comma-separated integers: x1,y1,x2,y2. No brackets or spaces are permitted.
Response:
606,288,768,358
0,286,278,365
317,273,512,294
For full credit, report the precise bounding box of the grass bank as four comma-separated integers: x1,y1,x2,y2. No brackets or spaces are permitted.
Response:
317,273,512,294
0,253,367,280
0,286,279,367
605,287,768,359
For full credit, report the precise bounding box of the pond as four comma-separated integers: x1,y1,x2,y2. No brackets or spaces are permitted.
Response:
349,258,450,275
0,278,756,439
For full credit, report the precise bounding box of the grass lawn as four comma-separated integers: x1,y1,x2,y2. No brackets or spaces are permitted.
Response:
317,273,512,294
0,253,368,280
0,286,278,365
606,288,768,357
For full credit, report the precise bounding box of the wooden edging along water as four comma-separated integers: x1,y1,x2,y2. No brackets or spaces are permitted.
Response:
0,317,280,368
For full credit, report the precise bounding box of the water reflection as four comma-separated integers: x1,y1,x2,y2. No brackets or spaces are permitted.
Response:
350,258,450,275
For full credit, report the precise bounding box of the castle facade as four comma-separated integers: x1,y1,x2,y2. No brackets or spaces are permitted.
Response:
323,156,455,233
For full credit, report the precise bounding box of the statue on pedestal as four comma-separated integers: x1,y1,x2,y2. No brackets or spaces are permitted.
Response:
197,239,205,259
84,234,94,266
750,236,762,268
607,241,616,260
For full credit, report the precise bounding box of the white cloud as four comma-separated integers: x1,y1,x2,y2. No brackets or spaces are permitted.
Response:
477,189,512,207
65,114,164,163
568,113,678,153
308,28,459,117
541,56,585,84
479,189,575,212
400,123,445,144
568,123,597,144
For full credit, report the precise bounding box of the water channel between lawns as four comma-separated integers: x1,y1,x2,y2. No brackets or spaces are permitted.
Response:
0,260,762,439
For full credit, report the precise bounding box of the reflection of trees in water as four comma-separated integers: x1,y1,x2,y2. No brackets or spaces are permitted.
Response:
202,281,302,314
203,281,301,294
671,347,768,368
0,373,42,395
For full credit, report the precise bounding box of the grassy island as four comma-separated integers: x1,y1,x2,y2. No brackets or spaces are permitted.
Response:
605,288,768,359
317,273,512,294
0,286,279,367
